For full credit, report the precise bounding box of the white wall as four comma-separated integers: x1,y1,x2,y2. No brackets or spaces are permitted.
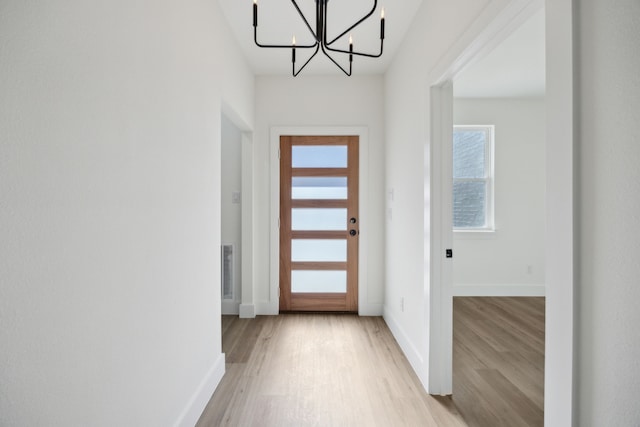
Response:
0,1,254,426
253,75,385,315
576,0,640,425
221,114,243,314
383,0,500,391
453,97,545,296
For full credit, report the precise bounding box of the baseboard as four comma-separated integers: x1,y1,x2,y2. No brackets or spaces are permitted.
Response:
453,284,546,296
174,353,225,427
239,303,256,318
256,301,279,315
358,303,383,316
222,301,239,316
382,306,426,390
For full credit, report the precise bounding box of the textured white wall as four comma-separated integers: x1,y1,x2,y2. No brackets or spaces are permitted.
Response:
576,0,640,425
253,75,385,314
453,97,546,294
221,115,243,314
0,0,254,425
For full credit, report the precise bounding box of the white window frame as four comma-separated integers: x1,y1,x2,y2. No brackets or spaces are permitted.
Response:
452,125,495,233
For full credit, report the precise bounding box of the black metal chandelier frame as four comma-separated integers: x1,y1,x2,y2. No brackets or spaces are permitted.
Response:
253,0,385,76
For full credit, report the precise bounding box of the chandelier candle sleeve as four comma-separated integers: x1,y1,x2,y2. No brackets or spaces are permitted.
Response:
292,36,296,63
381,8,385,39
349,35,353,63
253,0,257,27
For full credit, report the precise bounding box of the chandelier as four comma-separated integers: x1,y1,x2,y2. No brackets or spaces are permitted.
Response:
252,0,385,76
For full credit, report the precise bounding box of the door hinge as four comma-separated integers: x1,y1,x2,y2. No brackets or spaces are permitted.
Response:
278,148,281,159
278,217,280,228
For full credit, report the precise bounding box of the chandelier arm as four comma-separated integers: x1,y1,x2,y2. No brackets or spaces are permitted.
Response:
324,0,378,46
293,44,320,77
290,0,318,41
254,27,316,49
320,43,352,77
324,40,384,58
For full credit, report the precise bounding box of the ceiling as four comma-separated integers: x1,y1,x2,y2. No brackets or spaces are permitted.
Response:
454,8,546,98
218,0,423,75
217,0,546,98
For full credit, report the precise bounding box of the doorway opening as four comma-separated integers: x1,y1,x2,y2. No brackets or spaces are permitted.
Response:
221,113,243,315
428,0,553,405
450,12,547,409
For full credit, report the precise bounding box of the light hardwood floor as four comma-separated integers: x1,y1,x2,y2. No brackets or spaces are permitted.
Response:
197,297,544,427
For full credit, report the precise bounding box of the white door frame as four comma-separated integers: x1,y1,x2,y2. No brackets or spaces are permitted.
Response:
429,81,454,393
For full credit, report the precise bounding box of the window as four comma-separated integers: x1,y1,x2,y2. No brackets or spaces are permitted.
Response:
453,125,494,231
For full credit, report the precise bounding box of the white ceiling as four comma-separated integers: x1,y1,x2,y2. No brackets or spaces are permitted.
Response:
218,0,423,75
454,8,546,98
217,0,546,97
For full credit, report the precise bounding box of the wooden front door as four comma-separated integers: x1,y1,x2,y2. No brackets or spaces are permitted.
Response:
279,136,359,312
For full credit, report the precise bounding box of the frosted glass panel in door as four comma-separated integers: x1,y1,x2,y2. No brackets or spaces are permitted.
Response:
291,270,347,293
291,208,347,230
291,239,347,262
291,177,348,199
292,146,348,168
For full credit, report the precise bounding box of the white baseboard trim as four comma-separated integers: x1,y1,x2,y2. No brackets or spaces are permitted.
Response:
453,284,546,297
382,306,426,390
174,353,225,427
359,303,383,316
239,303,256,318
256,301,279,315
222,301,239,316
